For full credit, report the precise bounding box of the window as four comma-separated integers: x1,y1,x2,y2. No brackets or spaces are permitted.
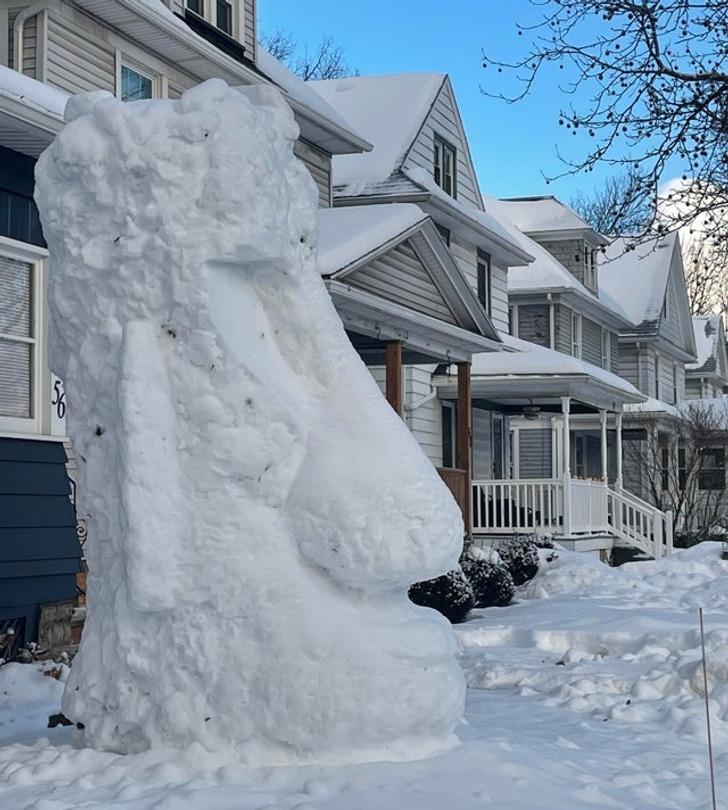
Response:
698,447,725,491
655,355,661,400
678,446,687,490
659,437,670,492
662,289,670,320
434,136,456,197
441,402,457,469
0,242,45,433
435,223,451,247
672,363,679,405
186,0,202,14
216,0,232,34
583,245,598,289
121,65,153,101
601,329,610,370
477,250,491,315
571,312,582,358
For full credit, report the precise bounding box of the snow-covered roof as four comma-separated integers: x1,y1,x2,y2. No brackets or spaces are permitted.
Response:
465,334,645,407
599,234,678,328
0,65,67,119
687,315,723,373
496,196,604,242
309,73,444,191
625,397,680,417
317,204,427,277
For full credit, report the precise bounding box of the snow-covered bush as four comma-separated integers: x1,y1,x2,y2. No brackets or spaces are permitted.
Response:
409,569,475,624
460,555,515,608
498,537,540,586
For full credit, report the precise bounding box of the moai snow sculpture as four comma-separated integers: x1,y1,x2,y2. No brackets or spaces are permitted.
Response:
35,79,465,763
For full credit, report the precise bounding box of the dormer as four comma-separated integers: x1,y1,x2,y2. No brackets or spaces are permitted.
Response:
167,0,257,65
496,197,607,295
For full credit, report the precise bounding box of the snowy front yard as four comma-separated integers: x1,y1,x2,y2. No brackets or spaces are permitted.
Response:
2,544,727,809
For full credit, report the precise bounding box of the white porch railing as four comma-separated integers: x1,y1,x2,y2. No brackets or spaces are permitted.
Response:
472,477,673,558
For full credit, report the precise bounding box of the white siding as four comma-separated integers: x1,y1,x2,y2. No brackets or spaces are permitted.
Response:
45,11,115,94
402,78,482,210
293,139,331,208
619,343,640,390
490,262,509,334
405,366,441,467
243,0,256,61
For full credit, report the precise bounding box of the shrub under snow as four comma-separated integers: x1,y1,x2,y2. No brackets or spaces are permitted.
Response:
460,555,515,608
498,537,540,586
409,569,475,624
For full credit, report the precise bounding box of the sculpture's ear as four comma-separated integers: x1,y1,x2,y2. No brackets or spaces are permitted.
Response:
64,90,115,123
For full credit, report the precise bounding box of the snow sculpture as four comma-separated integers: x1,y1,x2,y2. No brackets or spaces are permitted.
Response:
35,80,465,763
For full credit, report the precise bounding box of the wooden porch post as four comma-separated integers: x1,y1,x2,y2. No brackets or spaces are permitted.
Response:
385,340,403,417
600,409,609,483
561,396,572,535
615,411,624,491
457,361,472,535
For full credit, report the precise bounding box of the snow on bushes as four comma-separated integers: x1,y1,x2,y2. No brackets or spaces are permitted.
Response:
34,79,466,764
460,556,515,608
409,570,475,624
497,537,540,586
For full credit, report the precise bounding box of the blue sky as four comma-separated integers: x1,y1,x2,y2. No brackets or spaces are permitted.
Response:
259,0,620,203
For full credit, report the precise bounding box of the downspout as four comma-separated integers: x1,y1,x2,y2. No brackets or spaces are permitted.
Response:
13,0,57,73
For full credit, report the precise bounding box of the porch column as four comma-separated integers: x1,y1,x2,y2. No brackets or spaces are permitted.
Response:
457,361,472,535
615,411,624,490
600,409,609,483
561,396,572,535
385,340,403,417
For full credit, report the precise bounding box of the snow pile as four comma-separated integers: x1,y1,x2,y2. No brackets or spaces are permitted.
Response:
34,79,464,763
459,543,728,744
0,663,69,746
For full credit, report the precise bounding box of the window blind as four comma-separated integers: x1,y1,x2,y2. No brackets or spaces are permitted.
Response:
0,254,33,418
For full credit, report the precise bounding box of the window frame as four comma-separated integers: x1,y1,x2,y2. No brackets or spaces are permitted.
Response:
601,328,610,370
185,0,241,38
571,312,582,358
441,401,457,469
0,236,48,435
435,223,451,247
118,58,160,101
672,362,679,405
698,447,725,491
655,355,661,400
433,134,457,198
477,249,492,316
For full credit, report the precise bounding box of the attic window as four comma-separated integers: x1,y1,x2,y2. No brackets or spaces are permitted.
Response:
662,289,670,320
434,136,456,198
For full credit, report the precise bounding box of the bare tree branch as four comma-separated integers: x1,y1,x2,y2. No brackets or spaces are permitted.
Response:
260,30,358,81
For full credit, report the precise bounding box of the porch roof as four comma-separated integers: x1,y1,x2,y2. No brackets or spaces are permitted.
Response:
0,66,65,157
319,204,502,361
436,334,646,412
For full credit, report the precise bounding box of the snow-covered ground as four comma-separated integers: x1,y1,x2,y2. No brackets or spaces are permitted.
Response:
2,543,727,809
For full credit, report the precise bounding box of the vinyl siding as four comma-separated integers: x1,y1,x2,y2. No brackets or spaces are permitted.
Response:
243,0,256,60
405,366,441,467
294,139,331,208
21,13,36,77
167,75,195,99
45,12,115,94
449,235,509,333
610,333,620,373
402,79,481,210
518,428,552,479
659,274,683,348
553,304,572,355
347,240,458,324
619,343,640,390
472,407,492,480
581,317,602,367
517,303,550,347
684,377,703,400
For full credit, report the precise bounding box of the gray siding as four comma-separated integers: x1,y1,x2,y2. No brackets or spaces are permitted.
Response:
619,343,640,390
472,408,492,480
294,139,331,208
538,238,594,289
21,13,36,77
582,317,602,367
517,303,550,347
685,377,703,400
45,11,114,94
449,235,509,333
554,303,572,355
348,240,458,324
659,273,684,348
519,428,552,478
243,0,256,60
610,332,620,373
402,79,481,210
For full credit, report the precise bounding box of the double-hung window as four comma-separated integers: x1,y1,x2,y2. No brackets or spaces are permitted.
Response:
441,401,457,469
477,250,491,315
434,136,456,198
0,240,45,433
571,313,582,358
698,447,725,491
216,0,233,34
601,329,610,370
186,0,236,36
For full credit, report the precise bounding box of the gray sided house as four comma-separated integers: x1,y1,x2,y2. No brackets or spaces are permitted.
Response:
685,316,728,401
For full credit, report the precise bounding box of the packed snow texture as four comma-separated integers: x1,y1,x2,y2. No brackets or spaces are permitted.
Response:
34,79,465,763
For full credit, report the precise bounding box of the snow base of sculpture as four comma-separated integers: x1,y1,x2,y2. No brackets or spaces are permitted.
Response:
34,79,465,764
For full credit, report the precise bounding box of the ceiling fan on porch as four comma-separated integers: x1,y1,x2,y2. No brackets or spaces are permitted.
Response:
520,405,542,421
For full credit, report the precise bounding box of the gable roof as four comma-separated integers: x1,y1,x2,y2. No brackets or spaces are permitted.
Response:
599,234,678,328
318,204,499,342
497,196,606,244
687,316,727,378
309,73,445,191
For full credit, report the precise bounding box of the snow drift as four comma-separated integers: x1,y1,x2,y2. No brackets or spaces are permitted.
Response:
34,79,465,763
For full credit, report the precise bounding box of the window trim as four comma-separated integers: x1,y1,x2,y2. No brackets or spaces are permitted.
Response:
185,0,243,43
433,134,457,198
118,56,161,101
441,400,457,469
477,249,492,316
0,236,48,435
655,355,661,400
571,312,582,358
